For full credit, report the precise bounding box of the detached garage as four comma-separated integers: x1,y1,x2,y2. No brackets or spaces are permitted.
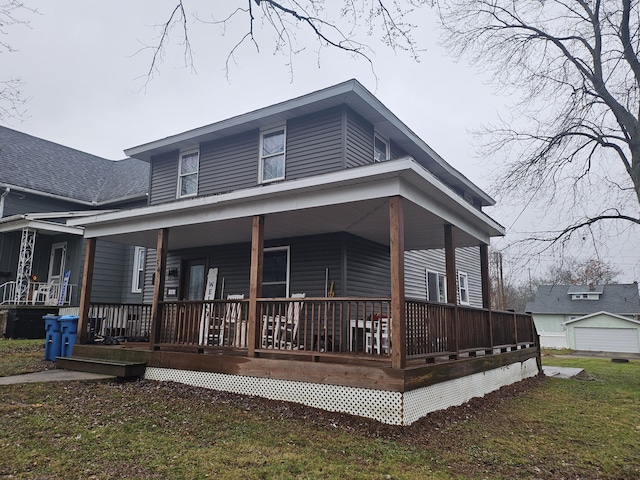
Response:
563,312,640,353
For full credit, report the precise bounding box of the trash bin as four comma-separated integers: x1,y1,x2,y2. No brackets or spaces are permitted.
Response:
43,314,61,361
59,315,79,358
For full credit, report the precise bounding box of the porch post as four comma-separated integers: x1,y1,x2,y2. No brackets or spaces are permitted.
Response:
444,224,459,359
149,228,169,350
77,237,96,345
247,215,264,357
480,243,494,354
389,196,406,369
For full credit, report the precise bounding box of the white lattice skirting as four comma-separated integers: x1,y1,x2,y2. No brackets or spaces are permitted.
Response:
144,358,539,425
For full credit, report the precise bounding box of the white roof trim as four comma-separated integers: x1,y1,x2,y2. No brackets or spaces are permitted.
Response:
0,217,85,235
562,311,640,326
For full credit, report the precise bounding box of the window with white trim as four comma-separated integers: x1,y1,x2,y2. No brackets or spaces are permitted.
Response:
132,247,145,293
262,246,290,297
259,126,286,183
178,149,199,197
374,134,389,162
458,271,469,304
426,270,447,303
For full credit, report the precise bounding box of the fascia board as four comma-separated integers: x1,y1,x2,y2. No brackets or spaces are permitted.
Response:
562,311,640,326
73,158,503,241
0,218,85,235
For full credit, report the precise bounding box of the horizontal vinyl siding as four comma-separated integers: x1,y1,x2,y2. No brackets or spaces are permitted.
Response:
142,248,156,304
199,130,259,196
286,108,343,179
149,150,179,205
404,247,484,307
390,140,407,160
3,192,79,217
287,234,343,297
345,109,374,168
346,235,390,297
91,240,128,303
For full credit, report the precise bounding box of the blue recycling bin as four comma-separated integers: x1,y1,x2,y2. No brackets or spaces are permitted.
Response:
43,314,61,361
59,315,79,358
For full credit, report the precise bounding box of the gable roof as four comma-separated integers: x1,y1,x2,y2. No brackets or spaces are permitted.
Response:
525,284,640,316
124,79,494,207
562,311,640,326
0,126,148,205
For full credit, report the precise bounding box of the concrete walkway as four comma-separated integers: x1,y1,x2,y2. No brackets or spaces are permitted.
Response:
542,366,584,379
0,369,116,385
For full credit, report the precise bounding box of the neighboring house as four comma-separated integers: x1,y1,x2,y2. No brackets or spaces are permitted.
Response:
64,79,539,425
525,283,640,353
0,126,149,337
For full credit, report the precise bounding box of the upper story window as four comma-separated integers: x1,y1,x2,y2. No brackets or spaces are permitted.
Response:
260,126,286,183
458,271,470,305
426,270,447,303
131,246,145,293
374,134,389,162
178,149,199,197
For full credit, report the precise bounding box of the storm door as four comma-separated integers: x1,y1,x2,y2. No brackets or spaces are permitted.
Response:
48,242,67,284
181,258,206,300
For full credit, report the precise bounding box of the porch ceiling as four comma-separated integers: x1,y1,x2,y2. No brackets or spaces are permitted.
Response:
71,159,502,251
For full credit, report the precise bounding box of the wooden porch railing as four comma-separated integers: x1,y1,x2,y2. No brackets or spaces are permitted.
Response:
85,298,537,360
86,303,152,342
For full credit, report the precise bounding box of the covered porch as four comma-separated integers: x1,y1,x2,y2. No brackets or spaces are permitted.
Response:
68,160,540,424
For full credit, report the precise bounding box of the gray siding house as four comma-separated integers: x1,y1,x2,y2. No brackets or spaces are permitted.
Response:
526,283,640,352
0,126,148,337
66,80,539,425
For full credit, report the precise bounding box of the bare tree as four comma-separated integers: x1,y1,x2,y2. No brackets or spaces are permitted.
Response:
436,0,640,251
140,1,425,85
0,1,34,121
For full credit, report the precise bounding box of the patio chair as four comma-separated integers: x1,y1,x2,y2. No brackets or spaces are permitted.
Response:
277,293,306,350
219,294,244,346
365,315,390,355
31,281,54,305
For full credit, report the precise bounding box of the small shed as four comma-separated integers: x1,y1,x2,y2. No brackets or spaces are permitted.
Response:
563,311,640,353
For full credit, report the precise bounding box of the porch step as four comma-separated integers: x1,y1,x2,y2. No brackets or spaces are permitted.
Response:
56,356,146,379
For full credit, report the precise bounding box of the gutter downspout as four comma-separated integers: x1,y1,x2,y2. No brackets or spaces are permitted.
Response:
0,187,10,218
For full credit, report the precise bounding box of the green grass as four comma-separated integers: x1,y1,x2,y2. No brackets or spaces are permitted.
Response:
0,341,639,479
0,338,46,376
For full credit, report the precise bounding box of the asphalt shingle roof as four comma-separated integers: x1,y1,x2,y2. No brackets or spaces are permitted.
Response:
0,126,148,204
525,283,640,316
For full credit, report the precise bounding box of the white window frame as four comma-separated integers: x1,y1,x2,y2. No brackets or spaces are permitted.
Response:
458,271,470,305
262,246,290,297
373,134,389,162
426,270,447,303
177,148,199,198
132,246,145,294
259,126,286,184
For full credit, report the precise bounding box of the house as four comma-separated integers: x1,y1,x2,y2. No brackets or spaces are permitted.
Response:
0,126,149,338
525,283,640,352
63,79,539,425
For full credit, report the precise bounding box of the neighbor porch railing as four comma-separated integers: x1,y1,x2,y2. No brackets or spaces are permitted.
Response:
86,303,153,342
0,280,77,306
86,298,537,361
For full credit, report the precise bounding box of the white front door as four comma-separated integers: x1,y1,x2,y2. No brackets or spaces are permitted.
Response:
48,242,67,283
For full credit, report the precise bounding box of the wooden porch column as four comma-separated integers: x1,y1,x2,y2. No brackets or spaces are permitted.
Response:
444,224,459,358
480,243,494,354
480,243,491,309
247,215,264,357
389,196,406,369
149,228,169,350
77,237,96,345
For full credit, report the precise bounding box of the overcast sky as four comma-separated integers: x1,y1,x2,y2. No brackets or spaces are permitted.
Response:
4,1,640,283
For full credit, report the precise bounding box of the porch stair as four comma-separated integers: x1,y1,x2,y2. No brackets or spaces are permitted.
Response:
56,356,146,379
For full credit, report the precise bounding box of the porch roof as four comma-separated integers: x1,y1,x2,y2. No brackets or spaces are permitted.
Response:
0,212,87,235
68,158,505,251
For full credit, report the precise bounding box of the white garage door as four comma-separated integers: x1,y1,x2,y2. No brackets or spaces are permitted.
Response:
574,327,640,353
